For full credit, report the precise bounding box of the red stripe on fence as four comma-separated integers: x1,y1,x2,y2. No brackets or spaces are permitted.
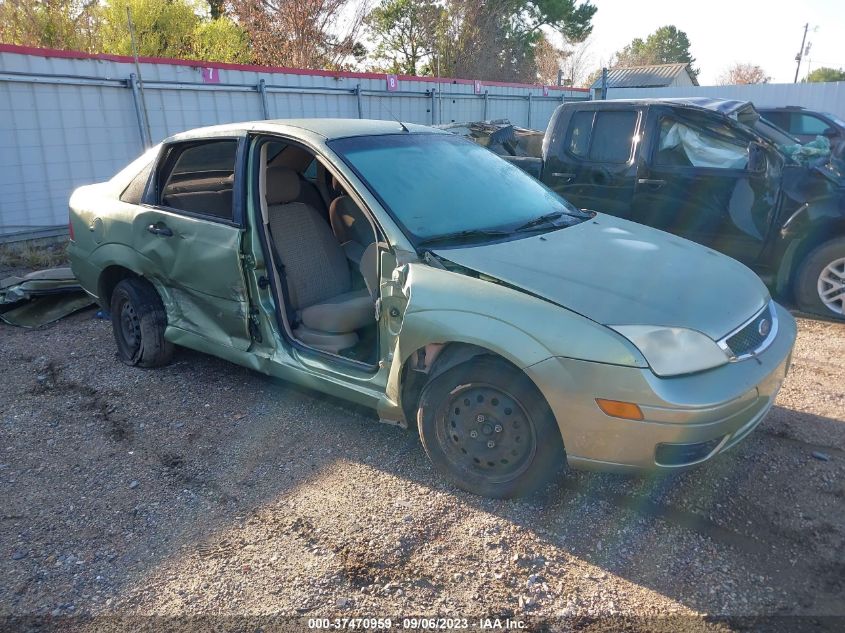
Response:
0,43,590,92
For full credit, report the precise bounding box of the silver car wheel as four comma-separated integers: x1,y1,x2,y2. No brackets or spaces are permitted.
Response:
818,256,845,315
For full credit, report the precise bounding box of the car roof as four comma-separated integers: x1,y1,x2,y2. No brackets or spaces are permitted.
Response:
756,105,808,112
166,118,445,143
567,97,749,115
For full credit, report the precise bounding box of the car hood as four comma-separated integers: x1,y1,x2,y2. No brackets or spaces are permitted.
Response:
433,214,769,340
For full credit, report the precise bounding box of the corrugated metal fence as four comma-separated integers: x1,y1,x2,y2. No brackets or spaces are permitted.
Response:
607,82,845,118
0,44,589,241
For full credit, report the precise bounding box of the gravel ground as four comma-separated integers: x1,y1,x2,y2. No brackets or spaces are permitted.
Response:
0,305,843,631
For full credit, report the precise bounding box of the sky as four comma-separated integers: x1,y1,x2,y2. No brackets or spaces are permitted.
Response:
582,0,845,85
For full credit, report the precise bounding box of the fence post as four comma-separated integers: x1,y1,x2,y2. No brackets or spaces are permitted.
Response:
527,92,532,128
430,88,437,125
483,90,489,120
355,83,363,119
127,73,150,149
257,79,270,119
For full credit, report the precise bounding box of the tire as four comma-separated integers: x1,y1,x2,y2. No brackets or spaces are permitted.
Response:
417,357,564,498
794,237,845,320
109,277,174,367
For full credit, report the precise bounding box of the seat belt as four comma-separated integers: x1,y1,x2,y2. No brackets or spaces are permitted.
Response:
265,227,300,329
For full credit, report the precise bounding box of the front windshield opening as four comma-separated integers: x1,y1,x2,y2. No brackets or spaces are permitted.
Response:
328,133,587,246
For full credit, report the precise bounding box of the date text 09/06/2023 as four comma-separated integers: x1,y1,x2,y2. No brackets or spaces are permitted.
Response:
307,617,527,629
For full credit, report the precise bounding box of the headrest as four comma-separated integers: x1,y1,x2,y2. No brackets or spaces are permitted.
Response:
266,166,301,205
329,196,362,227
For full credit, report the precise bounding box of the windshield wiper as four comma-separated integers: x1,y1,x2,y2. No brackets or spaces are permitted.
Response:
513,211,566,232
417,228,512,247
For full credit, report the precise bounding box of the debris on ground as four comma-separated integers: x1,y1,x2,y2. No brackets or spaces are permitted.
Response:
0,267,94,328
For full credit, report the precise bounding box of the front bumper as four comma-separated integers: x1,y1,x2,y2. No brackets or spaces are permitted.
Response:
525,303,797,472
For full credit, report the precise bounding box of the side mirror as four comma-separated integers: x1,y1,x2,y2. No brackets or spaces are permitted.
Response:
823,127,838,138
748,141,767,173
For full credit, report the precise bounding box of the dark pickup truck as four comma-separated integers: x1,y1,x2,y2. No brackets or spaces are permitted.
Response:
473,99,845,320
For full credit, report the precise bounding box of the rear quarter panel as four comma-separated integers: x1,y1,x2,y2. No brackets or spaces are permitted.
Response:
68,183,122,299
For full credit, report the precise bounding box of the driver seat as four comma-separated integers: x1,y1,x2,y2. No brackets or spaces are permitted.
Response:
265,167,376,354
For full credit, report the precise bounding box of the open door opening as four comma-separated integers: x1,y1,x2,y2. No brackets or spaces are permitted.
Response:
254,136,382,367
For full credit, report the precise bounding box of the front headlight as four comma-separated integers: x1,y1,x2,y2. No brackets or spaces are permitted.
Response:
610,326,729,377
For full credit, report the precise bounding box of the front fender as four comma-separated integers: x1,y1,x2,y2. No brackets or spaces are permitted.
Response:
383,263,646,417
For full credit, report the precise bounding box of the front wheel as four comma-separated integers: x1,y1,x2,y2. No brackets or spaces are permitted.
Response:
795,237,845,320
417,357,564,498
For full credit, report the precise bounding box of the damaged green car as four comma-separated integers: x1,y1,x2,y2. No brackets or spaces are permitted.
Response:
69,119,797,497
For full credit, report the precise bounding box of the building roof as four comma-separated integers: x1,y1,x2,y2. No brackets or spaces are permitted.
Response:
591,63,699,89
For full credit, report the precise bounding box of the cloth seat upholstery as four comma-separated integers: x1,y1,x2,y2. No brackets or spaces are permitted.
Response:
329,195,376,264
265,166,375,352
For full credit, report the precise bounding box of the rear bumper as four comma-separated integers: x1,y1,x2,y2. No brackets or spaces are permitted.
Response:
525,303,797,472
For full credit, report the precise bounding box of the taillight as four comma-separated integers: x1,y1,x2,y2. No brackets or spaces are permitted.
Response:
68,218,75,241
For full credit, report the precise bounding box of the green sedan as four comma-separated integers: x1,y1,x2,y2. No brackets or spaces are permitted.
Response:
68,119,797,498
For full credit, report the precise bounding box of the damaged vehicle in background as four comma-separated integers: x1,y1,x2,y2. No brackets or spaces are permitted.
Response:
451,99,845,320
758,105,845,148
69,119,796,497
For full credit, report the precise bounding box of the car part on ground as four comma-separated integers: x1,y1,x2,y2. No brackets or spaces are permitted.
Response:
0,267,94,328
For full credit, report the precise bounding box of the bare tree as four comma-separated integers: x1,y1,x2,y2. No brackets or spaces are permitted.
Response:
534,34,566,85
559,36,593,86
232,0,368,69
719,62,771,85
433,0,597,83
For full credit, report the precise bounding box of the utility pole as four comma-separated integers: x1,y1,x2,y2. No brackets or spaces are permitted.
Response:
794,22,809,83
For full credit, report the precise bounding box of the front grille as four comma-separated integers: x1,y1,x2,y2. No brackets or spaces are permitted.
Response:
725,303,773,357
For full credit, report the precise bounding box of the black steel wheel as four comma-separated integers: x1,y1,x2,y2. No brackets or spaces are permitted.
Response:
417,356,564,498
110,277,173,367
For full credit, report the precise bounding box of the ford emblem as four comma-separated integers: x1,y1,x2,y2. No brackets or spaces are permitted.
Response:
758,318,771,337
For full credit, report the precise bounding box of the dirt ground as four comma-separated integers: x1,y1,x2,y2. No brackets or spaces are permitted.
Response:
1,306,843,631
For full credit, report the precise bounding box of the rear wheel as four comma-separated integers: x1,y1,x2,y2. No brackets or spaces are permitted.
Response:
795,237,845,320
417,357,564,498
110,277,173,367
